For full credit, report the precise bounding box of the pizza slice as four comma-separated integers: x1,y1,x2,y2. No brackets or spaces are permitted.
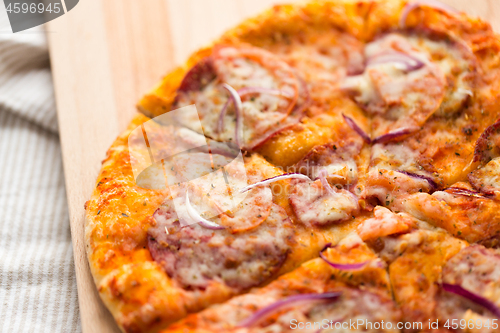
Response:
162,234,400,333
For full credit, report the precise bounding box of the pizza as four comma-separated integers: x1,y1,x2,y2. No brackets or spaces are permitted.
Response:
84,0,500,332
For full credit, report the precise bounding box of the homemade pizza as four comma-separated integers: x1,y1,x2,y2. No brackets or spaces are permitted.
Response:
84,0,500,332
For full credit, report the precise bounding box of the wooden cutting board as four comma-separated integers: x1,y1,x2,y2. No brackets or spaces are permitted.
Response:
47,1,499,332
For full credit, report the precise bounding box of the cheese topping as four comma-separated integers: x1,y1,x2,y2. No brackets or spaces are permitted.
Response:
289,178,359,226
357,206,413,241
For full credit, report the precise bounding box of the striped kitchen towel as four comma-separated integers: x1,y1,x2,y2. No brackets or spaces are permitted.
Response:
0,4,81,332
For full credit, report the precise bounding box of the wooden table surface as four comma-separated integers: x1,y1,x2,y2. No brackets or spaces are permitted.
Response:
46,0,499,332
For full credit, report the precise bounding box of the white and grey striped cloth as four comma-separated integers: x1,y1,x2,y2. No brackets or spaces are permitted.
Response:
0,6,81,333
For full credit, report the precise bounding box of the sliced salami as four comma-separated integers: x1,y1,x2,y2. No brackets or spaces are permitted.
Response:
148,202,293,291
235,288,400,333
342,33,476,139
341,33,446,139
173,45,310,150
362,143,437,207
443,245,500,304
469,120,500,196
439,245,500,322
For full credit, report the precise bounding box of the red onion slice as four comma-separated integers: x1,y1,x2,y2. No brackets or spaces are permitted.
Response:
217,99,231,133
342,114,371,144
400,0,460,28
319,243,369,270
318,169,336,196
185,192,225,230
240,173,311,193
396,170,438,191
372,127,418,144
444,187,489,199
442,283,500,318
237,292,342,328
367,52,425,72
238,86,294,99
221,83,243,148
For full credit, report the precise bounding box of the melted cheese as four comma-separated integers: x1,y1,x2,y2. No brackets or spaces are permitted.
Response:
357,206,413,241
289,179,359,226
